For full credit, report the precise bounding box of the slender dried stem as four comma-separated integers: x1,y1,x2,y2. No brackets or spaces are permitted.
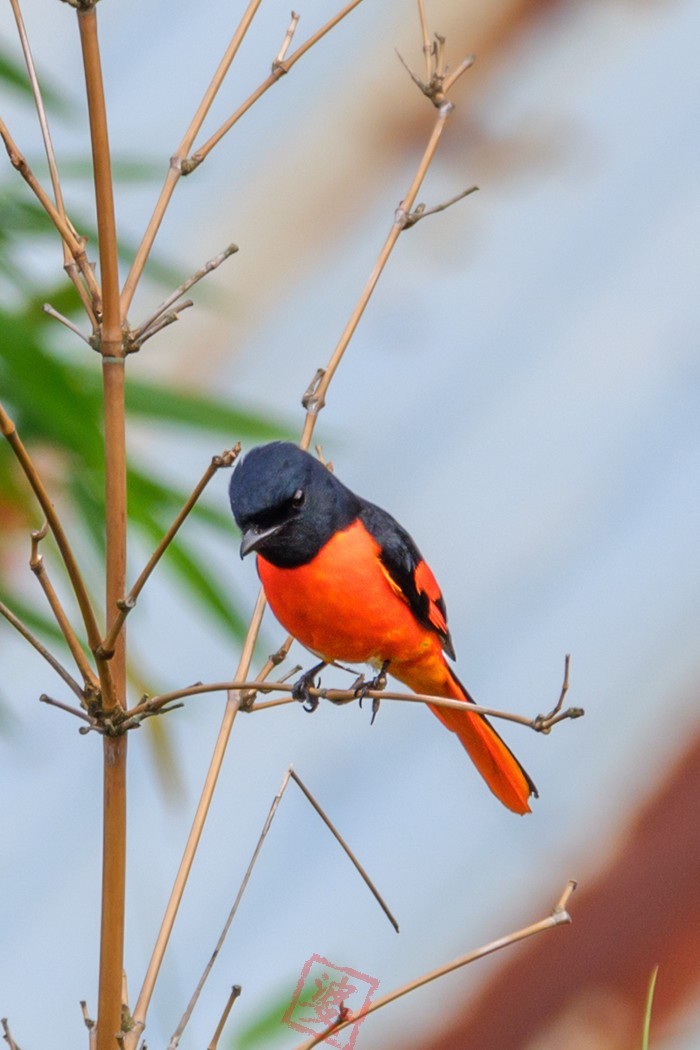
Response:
42,303,92,344
207,986,241,1050
128,588,267,1048
0,116,101,308
126,700,241,1048
168,770,293,1049
239,633,293,708
100,447,240,658
290,770,399,932
30,522,98,689
120,0,264,316
0,402,109,688
8,0,97,320
0,597,84,699
80,1001,97,1050
130,244,238,346
294,882,577,1050
403,185,478,228
299,88,469,449
189,0,365,170
417,0,432,82
40,693,92,723
129,657,582,736
0,1017,22,1050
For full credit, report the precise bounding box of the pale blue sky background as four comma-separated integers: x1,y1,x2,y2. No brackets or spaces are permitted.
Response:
1,0,699,1047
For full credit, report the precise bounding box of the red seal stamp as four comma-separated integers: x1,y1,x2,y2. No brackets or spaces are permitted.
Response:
283,954,379,1048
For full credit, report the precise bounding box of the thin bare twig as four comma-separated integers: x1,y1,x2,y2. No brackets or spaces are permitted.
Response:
40,693,92,723
0,116,102,309
1,1018,22,1050
129,301,193,350
207,986,241,1050
131,657,582,736
168,770,293,1049
120,0,264,317
100,446,240,658
273,11,300,70
80,1001,97,1050
30,521,99,689
184,0,365,171
126,698,242,1048
0,400,112,704
290,769,399,932
239,634,294,708
403,185,479,228
42,303,92,344
0,597,84,700
533,653,571,733
294,882,577,1050
9,0,98,320
299,54,473,450
130,244,239,345
417,0,432,83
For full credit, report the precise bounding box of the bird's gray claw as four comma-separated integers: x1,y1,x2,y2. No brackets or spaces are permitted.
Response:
292,661,327,713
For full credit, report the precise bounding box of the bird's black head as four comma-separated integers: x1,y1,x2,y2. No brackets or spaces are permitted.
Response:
229,442,361,567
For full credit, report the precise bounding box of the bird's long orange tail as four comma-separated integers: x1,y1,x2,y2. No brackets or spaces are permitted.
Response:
393,654,537,814
433,669,537,814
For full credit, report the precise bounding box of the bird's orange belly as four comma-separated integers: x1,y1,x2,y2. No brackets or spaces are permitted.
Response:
257,519,435,667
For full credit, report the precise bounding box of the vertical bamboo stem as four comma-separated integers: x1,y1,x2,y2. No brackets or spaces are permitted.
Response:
78,8,127,1050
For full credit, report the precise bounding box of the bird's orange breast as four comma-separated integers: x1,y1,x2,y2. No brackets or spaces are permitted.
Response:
257,519,437,667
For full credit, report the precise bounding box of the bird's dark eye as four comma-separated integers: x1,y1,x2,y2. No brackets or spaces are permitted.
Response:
292,488,305,509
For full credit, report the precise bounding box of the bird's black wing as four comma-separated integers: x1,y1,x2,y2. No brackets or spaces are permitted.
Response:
358,500,456,660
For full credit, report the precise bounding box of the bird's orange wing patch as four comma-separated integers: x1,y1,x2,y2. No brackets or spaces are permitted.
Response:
414,559,449,637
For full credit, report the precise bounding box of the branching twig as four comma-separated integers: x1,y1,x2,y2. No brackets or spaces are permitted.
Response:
532,653,571,733
239,634,294,709
9,0,98,321
417,0,432,83
100,446,240,659
129,244,239,348
187,0,365,172
293,882,577,1050
128,656,582,736
290,769,399,932
403,185,479,229
0,380,112,705
298,47,473,450
0,116,102,310
120,0,265,316
42,303,92,345
129,300,194,350
40,693,93,723
30,521,99,690
273,11,300,72
167,770,292,1049
0,597,84,700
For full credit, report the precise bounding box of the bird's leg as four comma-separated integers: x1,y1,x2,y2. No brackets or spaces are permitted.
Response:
355,661,389,725
292,660,327,713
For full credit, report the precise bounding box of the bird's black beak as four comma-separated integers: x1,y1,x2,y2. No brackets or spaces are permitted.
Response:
239,522,282,558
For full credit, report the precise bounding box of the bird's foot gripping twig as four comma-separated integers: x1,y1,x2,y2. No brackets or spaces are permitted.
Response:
291,661,327,713
353,661,389,725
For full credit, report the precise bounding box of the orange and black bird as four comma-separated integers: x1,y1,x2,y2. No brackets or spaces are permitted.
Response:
229,442,536,814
